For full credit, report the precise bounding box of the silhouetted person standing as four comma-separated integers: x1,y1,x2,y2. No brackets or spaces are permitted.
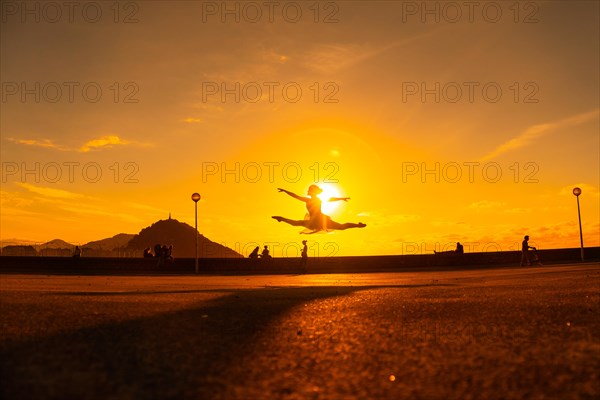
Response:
521,235,535,266
155,244,164,267
301,240,308,272
72,246,81,258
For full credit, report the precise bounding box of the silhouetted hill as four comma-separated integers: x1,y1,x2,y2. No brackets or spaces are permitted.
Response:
84,234,136,251
34,239,74,257
127,218,242,258
37,239,74,250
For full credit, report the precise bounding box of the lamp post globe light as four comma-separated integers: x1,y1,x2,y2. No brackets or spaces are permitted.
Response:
572,187,584,262
192,193,201,273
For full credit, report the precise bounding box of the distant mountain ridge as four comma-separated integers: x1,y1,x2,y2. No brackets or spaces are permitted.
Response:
1,218,241,258
0,237,127,250
84,234,136,251
0,238,45,247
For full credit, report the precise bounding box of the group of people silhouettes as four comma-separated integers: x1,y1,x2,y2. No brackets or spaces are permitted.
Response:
144,244,174,267
133,185,544,270
248,240,309,271
248,245,272,259
433,236,542,266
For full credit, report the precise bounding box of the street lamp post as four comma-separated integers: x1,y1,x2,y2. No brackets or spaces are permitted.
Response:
191,192,201,273
572,187,584,262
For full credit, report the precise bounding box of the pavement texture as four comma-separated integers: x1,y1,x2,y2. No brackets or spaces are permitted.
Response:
1,264,599,400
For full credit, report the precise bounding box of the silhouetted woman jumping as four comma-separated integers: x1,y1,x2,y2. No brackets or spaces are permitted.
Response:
272,185,366,233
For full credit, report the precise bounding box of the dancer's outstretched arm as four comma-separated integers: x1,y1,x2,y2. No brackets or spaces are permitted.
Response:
277,188,309,202
328,197,350,202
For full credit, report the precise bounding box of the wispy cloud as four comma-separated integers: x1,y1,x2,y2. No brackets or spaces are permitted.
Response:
430,220,469,228
480,109,599,161
0,190,34,208
123,202,170,215
302,29,445,74
559,183,599,198
7,138,68,151
58,204,146,223
17,183,85,200
5,186,149,225
469,200,506,210
7,135,150,153
182,117,203,124
358,211,420,227
503,207,533,214
79,135,129,152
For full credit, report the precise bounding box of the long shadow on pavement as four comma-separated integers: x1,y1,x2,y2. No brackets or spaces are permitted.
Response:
1,284,453,399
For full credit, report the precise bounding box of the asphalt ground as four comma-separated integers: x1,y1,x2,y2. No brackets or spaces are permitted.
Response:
1,264,599,399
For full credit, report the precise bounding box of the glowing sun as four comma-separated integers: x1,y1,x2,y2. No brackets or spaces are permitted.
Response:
318,183,344,215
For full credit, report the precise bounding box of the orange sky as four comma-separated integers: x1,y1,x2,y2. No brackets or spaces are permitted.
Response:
1,1,598,256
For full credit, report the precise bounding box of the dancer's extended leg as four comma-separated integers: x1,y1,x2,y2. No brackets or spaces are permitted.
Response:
326,221,366,230
272,216,309,227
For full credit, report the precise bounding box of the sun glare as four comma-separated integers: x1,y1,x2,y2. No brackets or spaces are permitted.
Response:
318,183,343,215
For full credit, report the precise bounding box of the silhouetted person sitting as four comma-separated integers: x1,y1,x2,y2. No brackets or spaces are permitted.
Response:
249,246,259,259
434,242,463,255
521,235,536,266
143,247,153,258
455,242,464,255
260,245,272,259
72,246,81,258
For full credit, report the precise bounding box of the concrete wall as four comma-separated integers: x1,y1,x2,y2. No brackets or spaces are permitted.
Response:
0,247,597,275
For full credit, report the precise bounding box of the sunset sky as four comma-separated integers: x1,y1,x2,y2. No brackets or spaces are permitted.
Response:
1,1,598,256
